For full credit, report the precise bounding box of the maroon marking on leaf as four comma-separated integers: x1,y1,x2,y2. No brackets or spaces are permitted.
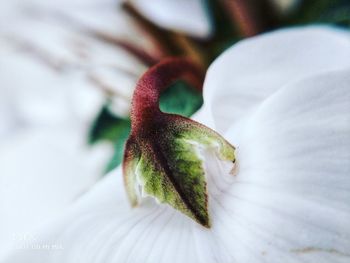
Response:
130,57,205,133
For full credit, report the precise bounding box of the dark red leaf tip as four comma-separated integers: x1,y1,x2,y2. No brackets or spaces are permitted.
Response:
130,57,205,133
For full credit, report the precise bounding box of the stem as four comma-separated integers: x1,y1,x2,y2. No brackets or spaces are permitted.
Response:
122,2,179,57
91,31,161,66
222,0,261,37
131,57,205,132
221,0,277,37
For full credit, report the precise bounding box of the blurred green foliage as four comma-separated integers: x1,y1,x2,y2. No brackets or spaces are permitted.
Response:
159,80,203,117
288,0,350,26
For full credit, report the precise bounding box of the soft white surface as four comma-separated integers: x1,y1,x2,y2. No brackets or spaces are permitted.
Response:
0,0,139,251
0,0,209,259
203,26,350,133
131,0,212,38
0,127,110,252
0,0,148,124
2,27,350,263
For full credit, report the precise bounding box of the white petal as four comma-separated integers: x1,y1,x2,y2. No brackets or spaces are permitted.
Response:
89,65,146,117
221,69,350,262
203,26,350,133
3,69,349,262
0,127,110,252
0,0,146,128
130,0,212,38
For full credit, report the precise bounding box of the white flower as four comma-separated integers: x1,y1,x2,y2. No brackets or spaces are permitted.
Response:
2,26,350,263
0,0,145,128
0,127,108,249
0,0,212,253
0,0,140,250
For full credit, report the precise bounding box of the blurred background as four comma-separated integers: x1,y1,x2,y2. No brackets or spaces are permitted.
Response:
0,0,349,251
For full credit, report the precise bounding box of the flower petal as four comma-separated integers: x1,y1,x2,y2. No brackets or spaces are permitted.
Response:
203,26,350,133
219,69,350,262
3,69,349,262
0,127,109,251
130,0,212,38
0,0,147,127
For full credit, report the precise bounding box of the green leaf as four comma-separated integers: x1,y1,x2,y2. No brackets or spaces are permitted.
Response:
88,105,131,172
159,80,203,117
88,105,131,144
123,115,235,228
105,125,131,173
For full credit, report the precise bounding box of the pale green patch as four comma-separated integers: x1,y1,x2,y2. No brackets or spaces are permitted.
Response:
179,122,236,163
136,138,210,227
123,140,141,207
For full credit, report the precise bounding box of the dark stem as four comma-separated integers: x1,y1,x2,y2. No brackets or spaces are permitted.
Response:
221,0,277,37
122,2,180,57
131,57,205,132
91,31,161,66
